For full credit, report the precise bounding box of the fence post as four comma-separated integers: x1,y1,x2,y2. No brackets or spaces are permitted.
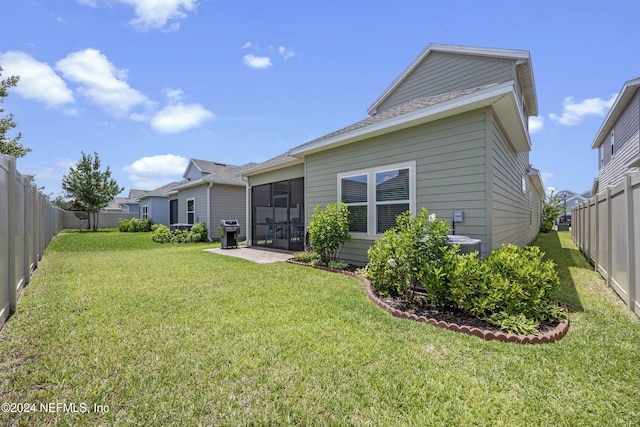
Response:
7,157,17,315
625,175,636,312
593,194,599,271
606,187,613,289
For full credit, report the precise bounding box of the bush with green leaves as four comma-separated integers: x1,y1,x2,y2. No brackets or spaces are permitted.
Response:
365,209,567,334
119,218,154,232
307,202,351,265
293,250,321,265
365,208,457,300
476,245,565,322
151,223,208,244
541,190,565,233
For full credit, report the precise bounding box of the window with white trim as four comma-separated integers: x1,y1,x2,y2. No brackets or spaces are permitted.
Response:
141,205,148,220
186,198,195,225
611,130,615,156
338,161,416,236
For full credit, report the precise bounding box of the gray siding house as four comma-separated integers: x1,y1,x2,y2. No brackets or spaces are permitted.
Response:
592,77,640,194
137,181,183,226
167,159,249,240
242,44,545,264
137,159,251,241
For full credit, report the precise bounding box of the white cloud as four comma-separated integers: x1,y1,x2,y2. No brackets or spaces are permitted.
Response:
243,54,272,69
164,88,184,102
55,48,152,117
124,154,187,176
121,0,198,31
151,102,214,133
124,154,188,189
549,94,617,126
77,0,198,31
0,51,74,108
528,116,544,133
278,46,295,59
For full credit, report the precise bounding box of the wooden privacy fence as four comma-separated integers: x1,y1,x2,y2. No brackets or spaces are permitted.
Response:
1,156,64,329
572,173,640,317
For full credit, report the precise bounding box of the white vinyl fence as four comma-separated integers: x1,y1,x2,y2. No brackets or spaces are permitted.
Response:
1,155,64,329
572,173,640,317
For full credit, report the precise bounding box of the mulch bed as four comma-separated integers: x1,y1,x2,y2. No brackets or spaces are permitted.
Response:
287,259,570,344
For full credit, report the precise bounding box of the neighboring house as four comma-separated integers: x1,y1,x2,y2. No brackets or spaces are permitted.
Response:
104,189,146,213
556,190,591,215
242,43,545,265
137,181,184,225
163,159,252,240
591,77,640,194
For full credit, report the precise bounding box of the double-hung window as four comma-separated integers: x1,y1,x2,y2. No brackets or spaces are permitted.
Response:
338,161,415,236
186,198,195,225
141,205,148,220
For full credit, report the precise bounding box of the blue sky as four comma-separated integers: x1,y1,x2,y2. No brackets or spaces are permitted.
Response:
2,0,639,199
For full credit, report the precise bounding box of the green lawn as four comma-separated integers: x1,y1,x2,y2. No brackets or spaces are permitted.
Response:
1,230,640,426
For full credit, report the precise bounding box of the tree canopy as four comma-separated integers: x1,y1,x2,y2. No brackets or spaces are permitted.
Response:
62,151,124,230
0,66,31,158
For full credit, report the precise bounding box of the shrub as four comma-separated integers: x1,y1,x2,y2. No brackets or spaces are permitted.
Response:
307,202,351,265
540,190,565,233
190,222,208,242
293,250,320,265
119,218,154,232
328,259,350,270
467,244,567,333
151,223,208,244
151,224,172,243
365,214,567,334
365,208,457,300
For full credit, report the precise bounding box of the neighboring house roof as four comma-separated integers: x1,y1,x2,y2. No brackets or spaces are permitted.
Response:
173,162,252,191
591,77,640,149
367,43,537,117
183,158,235,179
137,180,186,199
289,81,531,156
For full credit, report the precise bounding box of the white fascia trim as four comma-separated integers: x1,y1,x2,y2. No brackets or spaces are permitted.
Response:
368,43,530,114
239,156,303,177
292,81,519,157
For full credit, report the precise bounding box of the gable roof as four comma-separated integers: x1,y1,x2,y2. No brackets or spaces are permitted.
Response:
367,43,537,117
591,77,640,149
290,80,531,156
184,158,235,178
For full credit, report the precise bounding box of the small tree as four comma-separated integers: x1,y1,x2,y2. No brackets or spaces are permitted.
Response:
62,151,123,231
307,202,351,265
0,67,31,158
540,189,565,232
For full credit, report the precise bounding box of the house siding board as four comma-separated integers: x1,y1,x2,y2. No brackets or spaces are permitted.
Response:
305,111,489,265
377,53,514,112
177,185,207,224
211,184,246,239
490,114,534,248
151,198,169,226
599,90,640,190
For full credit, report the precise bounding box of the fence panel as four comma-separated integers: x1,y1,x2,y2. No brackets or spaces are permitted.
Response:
1,155,64,329
573,172,639,317
0,157,9,327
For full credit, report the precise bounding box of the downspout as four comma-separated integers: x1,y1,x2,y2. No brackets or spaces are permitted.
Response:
242,176,251,246
207,182,213,241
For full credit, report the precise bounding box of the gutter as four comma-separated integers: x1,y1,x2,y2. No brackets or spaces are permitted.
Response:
207,181,213,241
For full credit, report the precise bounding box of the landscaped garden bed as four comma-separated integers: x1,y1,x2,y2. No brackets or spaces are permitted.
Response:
299,204,569,343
